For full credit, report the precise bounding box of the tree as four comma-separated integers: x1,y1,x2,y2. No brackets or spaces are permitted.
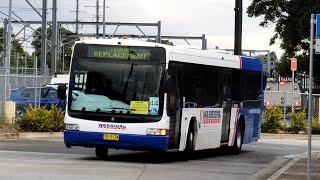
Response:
31,27,79,72
247,0,320,79
0,27,31,68
256,51,278,76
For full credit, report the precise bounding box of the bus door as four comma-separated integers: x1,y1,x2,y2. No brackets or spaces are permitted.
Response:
221,70,232,142
167,62,183,149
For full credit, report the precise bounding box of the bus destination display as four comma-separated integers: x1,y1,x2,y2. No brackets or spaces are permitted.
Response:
87,46,151,60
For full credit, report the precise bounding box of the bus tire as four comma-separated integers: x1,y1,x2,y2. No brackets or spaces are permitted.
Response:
185,127,195,153
95,147,108,159
229,121,244,155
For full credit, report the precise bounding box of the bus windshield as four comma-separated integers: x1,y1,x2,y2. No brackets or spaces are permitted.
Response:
68,44,166,118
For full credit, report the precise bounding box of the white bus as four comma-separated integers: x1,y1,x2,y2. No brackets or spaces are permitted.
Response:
58,39,263,158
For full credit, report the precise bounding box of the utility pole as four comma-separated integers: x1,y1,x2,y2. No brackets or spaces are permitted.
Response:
234,0,242,55
96,0,100,39
51,0,58,75
76,0,79,34
156,21,161,43
7,0,12,69
3,18,7,67
41,0,47,74
102,0,106,38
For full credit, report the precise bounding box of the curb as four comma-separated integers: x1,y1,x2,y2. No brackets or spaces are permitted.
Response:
261,133,320,140
0,132,63,140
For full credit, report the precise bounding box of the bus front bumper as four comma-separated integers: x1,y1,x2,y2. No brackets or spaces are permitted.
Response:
64,130,169,151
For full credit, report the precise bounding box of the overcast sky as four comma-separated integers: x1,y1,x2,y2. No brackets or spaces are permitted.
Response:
0,0,282,57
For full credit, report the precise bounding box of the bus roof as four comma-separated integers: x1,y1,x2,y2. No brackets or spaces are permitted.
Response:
74,39,263,72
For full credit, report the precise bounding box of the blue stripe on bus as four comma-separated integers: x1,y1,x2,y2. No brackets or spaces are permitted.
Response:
240,57,263,71
64,130,169,151
239,108,262,144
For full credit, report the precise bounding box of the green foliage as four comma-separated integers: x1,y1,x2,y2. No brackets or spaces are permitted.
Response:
275,54,310,78
31,27,79,72
312,117,320,135
247,0,320,79
262,106,284,133
0,115,16,129
0,27,32,68
49,104,65,132
17,104,64,132
287,109,307,134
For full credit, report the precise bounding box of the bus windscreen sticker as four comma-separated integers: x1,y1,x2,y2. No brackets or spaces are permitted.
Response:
130,101,149,115
149,97,159,115
87,46,151,60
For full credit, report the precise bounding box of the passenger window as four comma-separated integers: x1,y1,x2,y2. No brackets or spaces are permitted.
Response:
21,88,35,98
46,90,58,98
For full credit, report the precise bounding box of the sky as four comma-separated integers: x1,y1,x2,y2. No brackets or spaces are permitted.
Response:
0,0,283,58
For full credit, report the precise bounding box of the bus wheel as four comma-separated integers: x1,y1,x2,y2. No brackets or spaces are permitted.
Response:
95,147,108,159
185,128,195,153
230,122,243,155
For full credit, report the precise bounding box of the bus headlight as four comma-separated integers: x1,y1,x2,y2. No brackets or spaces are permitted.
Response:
146,128,168,136
65,124,79,131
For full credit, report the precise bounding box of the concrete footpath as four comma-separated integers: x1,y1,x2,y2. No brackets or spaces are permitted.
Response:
259,133,320,180
267,152,320,180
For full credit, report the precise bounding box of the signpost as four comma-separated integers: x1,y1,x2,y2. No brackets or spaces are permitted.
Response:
307,14,316,180
291,58,297,113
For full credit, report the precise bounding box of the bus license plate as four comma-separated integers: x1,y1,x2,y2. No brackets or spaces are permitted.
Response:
103,134,119,141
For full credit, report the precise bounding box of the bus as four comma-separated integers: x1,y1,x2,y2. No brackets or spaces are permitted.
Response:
58,39,263,158
264,78,302,109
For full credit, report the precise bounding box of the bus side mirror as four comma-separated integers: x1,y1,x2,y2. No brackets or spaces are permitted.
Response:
57,84,67,100
164,75,172,93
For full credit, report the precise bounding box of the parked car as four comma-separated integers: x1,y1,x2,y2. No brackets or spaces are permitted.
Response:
10,86,66,116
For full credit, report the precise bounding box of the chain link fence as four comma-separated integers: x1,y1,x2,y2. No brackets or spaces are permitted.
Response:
264,91,320,122
0,68,51,122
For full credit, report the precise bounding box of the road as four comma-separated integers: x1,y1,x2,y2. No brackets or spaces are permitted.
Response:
0,138,319,180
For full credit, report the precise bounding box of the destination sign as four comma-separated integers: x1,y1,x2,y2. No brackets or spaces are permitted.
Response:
87,46,151,60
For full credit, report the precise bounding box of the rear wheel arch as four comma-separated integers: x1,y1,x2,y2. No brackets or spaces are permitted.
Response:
238,115,245,132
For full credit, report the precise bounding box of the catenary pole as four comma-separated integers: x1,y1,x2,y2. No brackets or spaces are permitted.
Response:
51,0,58,75
41,0,47,74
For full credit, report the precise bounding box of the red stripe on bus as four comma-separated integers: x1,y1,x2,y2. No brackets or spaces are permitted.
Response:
239,57,243,69
232,108,239,146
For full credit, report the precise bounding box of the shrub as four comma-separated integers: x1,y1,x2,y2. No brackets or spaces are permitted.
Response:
262,106,284,133
287,108,307,134
0,115,16,129
17,104,64,132
49,104,65,132
312,117,320,135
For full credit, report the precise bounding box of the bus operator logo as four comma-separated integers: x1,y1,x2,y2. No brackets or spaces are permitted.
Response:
98,123,126,130
201,110,221,124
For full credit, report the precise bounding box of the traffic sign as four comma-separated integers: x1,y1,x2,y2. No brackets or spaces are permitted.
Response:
291,58,297,71
316,14,320,54
317,14,320,38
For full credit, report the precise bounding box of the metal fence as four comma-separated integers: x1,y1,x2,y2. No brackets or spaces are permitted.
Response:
0,68,51,120
264,91,320,122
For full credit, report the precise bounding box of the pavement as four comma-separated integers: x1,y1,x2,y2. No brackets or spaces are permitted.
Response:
256,134,320,180
0,131,319,179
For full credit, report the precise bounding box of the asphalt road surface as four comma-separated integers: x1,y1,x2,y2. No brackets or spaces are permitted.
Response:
0,138,319,180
